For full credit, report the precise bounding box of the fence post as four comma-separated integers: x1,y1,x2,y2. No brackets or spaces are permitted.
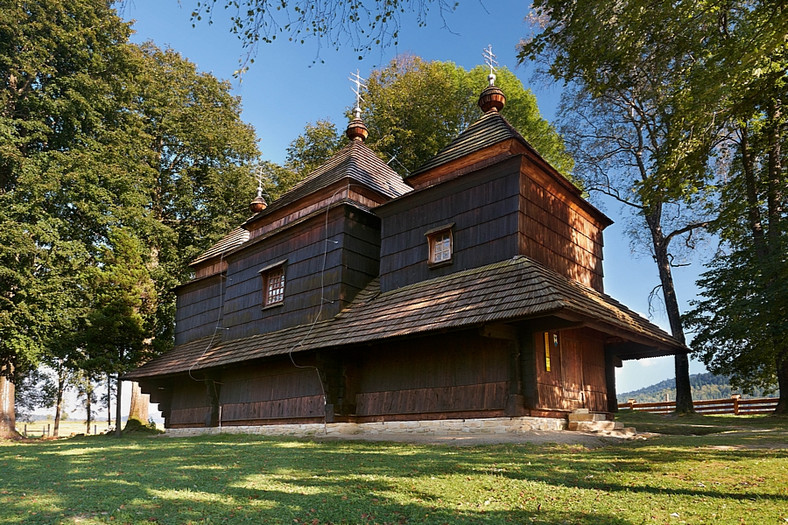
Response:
732,394,740,415
47,423,50,437
24,424,27,437
627,398,636,410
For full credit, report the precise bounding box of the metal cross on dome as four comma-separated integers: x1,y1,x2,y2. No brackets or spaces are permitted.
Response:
482,44,498,85
348,69,367,119
254,163,265,198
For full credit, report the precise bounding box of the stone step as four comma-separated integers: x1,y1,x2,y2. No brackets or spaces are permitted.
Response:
568,420,625,432
568,411,609,422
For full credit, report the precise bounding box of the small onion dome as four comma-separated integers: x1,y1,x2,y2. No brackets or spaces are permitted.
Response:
249,195,267,214
346,117,369,141
478,84,506,113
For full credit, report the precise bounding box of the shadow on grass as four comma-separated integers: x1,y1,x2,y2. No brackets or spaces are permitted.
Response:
1,430,785,524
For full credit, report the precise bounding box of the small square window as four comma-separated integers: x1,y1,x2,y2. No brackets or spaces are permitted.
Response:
426,224,454,267
260,262,286,307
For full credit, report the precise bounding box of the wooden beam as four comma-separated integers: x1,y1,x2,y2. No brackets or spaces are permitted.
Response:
607,341,675,360
479,323,518,340
205,378,221,427
521,317,586,333
604,351,619,413
518,327,539,411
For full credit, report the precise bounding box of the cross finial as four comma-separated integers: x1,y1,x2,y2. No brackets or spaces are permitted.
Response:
349,69,367,119
482,44,498,86
254,165,264,199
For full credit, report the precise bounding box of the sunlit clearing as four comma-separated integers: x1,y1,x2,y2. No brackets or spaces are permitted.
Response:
235,475,328,496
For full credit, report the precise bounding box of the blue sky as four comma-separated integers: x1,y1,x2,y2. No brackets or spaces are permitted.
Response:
121,0,709,394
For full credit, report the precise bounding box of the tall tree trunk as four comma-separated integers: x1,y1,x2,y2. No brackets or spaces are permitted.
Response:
125,381,149,429
0,365,21,439
776,353,788,415
53,382,63,438
765,101,785,414
740,109,785,414
114,376,122,438
106,373,112,430
85,380,93,435
646,208,694,414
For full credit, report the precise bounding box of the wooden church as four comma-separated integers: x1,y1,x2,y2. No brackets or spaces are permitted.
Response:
126,67,685,431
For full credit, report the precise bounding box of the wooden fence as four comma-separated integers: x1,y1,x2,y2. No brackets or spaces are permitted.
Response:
618,396,779,415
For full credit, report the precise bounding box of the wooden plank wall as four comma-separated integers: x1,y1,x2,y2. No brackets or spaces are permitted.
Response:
378,159,522,292
174,275,224,345
219,358,325,423
535,328,608,412
519,158,606,292
355,332,510,418
220,205,381,340
168,380,211,427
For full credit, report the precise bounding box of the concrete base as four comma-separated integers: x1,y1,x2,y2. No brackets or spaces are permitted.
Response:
164,416,567,439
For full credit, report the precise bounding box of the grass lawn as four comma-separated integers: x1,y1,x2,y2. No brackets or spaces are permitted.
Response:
1,414,786,524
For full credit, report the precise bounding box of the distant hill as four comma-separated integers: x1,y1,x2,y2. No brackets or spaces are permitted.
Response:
617,372,770,403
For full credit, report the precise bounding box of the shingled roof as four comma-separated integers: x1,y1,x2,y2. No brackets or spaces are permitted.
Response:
189,227,250,267
126,256,684,380
243,140,411,226
409,110,529,178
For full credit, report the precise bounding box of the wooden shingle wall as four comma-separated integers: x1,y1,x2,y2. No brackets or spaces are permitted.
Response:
174,275,224,345
219,357,325,424
355,332,511,419
518,157,607,292
167,380,212,428
378,157,522,292
221,205,381,340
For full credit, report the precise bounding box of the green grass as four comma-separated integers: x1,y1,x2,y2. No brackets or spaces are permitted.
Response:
1,415,786,524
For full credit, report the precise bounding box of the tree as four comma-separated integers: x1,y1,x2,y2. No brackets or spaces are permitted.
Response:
285,119,344,178
131,43,260,360
189,0,457,63
0,0,139,438
82,230,155,437
362,55,575,177
74,371,98,434
683,1,787,411
517,0,731,413
13,368,50,423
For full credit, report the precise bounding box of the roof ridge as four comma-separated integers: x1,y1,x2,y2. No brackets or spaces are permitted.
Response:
408,111,531,178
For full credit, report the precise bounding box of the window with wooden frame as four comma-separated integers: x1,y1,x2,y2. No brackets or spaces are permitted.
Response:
425,223,454,267
260,260,287,308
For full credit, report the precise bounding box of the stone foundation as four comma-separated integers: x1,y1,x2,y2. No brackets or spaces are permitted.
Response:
164,416,567,439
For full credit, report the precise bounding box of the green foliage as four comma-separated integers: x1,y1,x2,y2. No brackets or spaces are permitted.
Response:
0,0,138,378
0,0,261,424
275,56,575,196
362,55,575,177
190,1,457,62
130,43,259,357
515,0,786,413
285,119,344,177
685,246,787,396
1,428,787,523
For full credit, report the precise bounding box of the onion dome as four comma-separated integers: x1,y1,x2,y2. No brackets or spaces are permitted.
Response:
346,107,369,142
249,194,267,214
249,178,267,214
478,45,506,112
478,83,506,113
